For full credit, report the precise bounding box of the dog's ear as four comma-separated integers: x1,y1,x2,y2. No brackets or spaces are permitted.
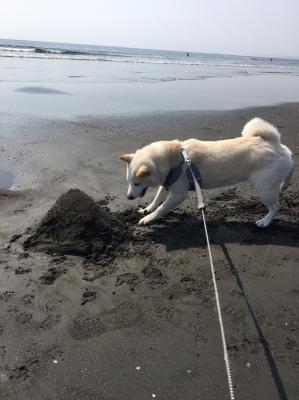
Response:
119,153,134,163
136,165,151,177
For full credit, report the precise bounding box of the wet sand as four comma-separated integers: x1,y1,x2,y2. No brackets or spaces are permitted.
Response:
0,104,298,400
1,56,299,118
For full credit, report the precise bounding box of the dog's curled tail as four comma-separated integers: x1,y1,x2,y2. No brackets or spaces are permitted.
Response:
241,117,281,144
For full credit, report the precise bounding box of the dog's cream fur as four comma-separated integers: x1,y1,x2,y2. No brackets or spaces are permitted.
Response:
120,118,293,227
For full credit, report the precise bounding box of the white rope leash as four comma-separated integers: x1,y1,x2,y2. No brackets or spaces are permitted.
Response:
186,160,235,400
201,208,235,400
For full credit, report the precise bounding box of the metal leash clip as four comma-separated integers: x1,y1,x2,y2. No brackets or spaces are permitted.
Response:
182,147,205,209
181,148,192,167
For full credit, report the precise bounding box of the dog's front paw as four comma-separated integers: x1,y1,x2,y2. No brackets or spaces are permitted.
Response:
138,214,154,226
256,217,270,228
138,207,147,214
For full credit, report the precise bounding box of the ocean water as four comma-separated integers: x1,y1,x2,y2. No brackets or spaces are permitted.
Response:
1,38,299,117
1,38,299,80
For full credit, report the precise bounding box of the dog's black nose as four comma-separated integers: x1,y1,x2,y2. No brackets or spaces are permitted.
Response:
127,194,134,200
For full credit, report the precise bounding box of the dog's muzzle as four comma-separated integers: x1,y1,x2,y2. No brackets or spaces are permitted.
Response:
139,187,148,198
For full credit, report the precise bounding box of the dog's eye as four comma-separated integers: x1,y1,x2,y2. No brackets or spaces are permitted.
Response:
134,183,141,186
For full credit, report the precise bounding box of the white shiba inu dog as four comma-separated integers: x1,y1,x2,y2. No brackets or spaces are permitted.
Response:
120,118,293,227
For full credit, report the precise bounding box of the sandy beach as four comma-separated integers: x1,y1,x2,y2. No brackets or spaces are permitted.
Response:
0,102,298,399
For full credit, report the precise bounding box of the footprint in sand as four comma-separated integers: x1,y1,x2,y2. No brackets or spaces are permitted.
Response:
69,300,142,340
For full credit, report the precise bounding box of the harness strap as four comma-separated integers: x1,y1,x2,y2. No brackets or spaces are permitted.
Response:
163,160,185,190
163,149,202,192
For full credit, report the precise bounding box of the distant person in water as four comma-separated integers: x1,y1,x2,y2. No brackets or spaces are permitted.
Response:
186,52,189,57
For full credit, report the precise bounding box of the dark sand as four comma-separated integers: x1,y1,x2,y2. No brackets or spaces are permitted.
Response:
0,104,298,400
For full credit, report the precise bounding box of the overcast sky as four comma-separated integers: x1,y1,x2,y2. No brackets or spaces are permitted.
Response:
1,0,298,57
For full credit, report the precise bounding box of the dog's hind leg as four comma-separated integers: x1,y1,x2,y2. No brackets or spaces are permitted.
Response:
255,200,280,228
251,172,282,228
138,186,167,214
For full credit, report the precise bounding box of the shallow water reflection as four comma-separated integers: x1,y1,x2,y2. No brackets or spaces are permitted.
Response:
0,170,14,189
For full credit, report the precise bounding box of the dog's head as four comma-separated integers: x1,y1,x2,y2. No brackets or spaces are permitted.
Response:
119,152,158,200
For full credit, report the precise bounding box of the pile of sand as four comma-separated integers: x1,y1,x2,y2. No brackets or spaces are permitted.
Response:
24,189,126,258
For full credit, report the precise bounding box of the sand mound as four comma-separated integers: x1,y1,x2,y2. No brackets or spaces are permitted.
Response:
24,189,126,258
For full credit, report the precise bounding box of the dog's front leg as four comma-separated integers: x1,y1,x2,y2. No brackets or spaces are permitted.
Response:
138,186,167,214
138,190,187,225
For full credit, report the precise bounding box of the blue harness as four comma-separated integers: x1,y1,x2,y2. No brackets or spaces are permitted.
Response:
163,151,202,191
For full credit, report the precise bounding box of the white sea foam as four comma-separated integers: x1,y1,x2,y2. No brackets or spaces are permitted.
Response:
0,49,295,70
